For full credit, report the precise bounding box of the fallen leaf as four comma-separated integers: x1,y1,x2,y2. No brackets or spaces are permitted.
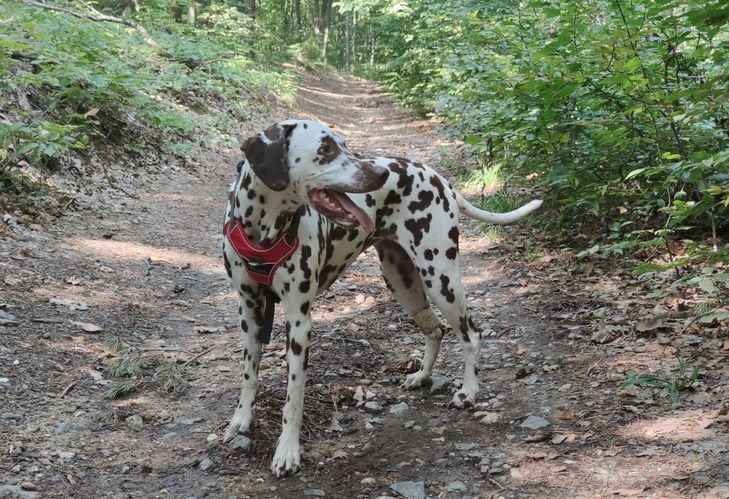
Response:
559,407,575,420
331,450,347,459
515,344,526,355
84,108,100,117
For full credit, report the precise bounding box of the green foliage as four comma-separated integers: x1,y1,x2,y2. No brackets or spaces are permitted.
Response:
365,0,729,318
0,0,294,187
621,355,703,404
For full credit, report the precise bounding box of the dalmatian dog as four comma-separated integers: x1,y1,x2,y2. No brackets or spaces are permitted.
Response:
222,119,542,476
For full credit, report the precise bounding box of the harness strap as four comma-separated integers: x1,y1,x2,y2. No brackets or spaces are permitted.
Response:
225,206,305,344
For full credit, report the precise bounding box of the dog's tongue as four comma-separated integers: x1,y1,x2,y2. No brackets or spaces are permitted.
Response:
330,191,375,233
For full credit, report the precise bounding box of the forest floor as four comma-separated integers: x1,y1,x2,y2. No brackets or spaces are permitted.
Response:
1,69,729,499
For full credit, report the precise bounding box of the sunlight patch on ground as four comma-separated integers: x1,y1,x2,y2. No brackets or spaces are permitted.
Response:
70,237,220,273
618,410,719,443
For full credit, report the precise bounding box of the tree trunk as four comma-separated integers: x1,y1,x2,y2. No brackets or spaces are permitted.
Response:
187,2,196,26
248,0,256,18
312,0,320,35
344,11,351,71
320,0,332,60
295,0,301,34
370,29,376,65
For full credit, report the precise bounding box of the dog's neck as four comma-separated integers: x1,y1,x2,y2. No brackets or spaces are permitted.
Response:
232,170,301,246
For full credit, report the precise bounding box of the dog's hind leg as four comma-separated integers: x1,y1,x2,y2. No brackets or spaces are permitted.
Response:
415,228,482,409
375,240,444,390
223,290,265,442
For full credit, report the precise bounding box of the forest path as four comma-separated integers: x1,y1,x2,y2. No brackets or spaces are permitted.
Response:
1,70,727,499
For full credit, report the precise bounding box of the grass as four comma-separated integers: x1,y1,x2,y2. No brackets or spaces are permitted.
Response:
102,333,190,399
620,355,703,404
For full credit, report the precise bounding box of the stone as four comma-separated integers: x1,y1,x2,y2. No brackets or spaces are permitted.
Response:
304,490,326,497
390,481,425,499
591,330,613,344
53,421,73,434
429,378,452,395
228,435,251,451
198,457,215,471
125,415,143,432
364,401,383,413
479,412,501,425
360,477,376,486
389,402,409,415
444,481,467,492
520,415,550,430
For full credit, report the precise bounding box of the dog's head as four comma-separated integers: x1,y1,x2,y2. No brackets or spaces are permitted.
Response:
242,119,389,232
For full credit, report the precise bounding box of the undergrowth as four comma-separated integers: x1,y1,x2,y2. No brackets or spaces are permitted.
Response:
0,0,294,199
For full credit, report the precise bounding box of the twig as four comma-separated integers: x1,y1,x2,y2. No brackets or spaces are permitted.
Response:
21,0,162,51
182,347,213,368
489,478,506,491
58,380,78,398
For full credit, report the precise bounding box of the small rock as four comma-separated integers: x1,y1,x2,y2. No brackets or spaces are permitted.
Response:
591,330,614,344
444,481,467,492
364,401,383,413
520,415,550,430
304,490,326,497
404,420,415,429
479,412,500,425
20,482,38,491
58,451,76,462
429,378,452,395
390,481,425,499
198,457,215,471
228,435,251,451
125,415,143,432
1,412,22,420
389,402,409,415
360,477,376,487
207,433,218,444
454,442,478,451
53,421,73,434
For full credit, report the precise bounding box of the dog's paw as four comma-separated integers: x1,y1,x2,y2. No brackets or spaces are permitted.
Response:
401,371,430,390
448,389,475,410
271,438,301,477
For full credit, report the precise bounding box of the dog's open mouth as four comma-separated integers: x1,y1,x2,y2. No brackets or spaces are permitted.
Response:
308,188,375,233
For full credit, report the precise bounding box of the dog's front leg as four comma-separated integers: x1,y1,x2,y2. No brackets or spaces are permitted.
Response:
270,300,312,477
224,292,264,442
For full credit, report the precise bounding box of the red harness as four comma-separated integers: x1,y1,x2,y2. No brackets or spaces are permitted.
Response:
223,207,303,344
224,218,299,288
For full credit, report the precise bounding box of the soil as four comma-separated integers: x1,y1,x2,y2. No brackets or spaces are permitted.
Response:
1,70,728,499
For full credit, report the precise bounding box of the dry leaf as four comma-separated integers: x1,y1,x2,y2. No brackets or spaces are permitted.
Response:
84,108,100,117
515,344,526,355
559,407,575,420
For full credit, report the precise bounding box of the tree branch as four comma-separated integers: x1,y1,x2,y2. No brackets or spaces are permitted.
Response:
21,0,161,52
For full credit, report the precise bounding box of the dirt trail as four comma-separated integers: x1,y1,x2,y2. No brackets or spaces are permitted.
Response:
1,70,728,499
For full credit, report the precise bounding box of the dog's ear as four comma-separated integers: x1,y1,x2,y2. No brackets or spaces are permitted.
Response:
242,123,296,192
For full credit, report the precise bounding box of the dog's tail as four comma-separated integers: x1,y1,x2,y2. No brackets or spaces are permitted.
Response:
455,192,543,225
